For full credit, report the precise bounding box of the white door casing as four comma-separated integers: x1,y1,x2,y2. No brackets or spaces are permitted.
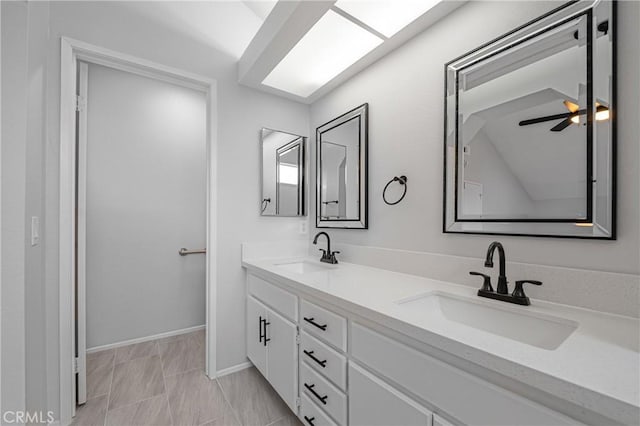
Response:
59,37,218,425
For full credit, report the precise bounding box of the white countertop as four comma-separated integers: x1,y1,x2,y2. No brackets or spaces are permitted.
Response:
242,256,640,425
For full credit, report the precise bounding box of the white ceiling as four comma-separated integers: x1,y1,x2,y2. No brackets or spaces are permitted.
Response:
121,1,276,59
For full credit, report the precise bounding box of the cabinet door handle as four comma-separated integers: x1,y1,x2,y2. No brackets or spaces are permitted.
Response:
303,416,315,426
303,317,327,331
303,350,327,368
258,316,264,343
304,383,328,405
263,320,271,347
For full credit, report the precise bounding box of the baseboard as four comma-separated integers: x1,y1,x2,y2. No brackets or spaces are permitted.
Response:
216,361,253,378
86,324,205,353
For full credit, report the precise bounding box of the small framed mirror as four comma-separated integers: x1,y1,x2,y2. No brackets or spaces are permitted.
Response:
316,104,368,229
443,1,615,239
261,128,306,216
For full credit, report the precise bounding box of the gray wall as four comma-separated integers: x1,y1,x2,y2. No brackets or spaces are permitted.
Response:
309,0,640,275
84,63,207,348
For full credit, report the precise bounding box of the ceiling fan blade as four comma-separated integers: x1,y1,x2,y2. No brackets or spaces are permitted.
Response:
519,112,572,126
550,118,573,132
563,100,580,113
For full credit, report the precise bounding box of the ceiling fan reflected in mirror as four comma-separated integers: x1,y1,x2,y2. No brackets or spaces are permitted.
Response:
519,100,610,132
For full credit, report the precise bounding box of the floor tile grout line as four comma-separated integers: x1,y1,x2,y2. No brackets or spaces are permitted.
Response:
264,414,289,426
159,342,176,426
215,377,244,426
104,392,167,414
163,365,205,379
102,349,116,426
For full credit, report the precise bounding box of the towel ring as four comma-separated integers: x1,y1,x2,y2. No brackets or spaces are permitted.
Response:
383,176,408,205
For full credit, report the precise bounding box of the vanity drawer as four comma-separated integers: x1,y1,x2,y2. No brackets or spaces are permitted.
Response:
301,362,347,426
351,323,577,426
349,361,432,426
300,300,347,351
300,394,338,426
248,274,297,322
300,331,347,390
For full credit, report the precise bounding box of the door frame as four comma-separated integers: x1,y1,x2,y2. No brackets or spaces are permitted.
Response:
58,37,218,425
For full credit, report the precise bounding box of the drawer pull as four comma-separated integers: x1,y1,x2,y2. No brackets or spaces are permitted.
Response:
304,317,328,331
303,416,315,426
303,350,327,368
258,316,264,343
304,383,328,405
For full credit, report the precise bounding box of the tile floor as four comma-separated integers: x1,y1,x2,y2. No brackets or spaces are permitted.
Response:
73,330,301,426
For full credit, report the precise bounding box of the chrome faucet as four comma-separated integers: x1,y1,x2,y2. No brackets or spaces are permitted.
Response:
470,241,542,306
313,232,340,264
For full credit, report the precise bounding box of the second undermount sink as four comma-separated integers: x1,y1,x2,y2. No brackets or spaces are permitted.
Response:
396,292,578,350
275,260,335,274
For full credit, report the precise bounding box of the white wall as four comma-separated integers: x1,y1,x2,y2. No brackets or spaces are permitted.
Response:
0,0,310,419
84,63,208,348
309,0,640,275
1,1,28,417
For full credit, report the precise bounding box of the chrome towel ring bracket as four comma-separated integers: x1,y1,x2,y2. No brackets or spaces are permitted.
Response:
383,175,408,206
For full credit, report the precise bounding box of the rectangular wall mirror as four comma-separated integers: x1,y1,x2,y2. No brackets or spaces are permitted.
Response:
261,128,306,216
444,0,615,239
316,103,368,229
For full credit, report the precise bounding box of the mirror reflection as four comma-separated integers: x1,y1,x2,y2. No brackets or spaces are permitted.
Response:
459,14,589,220
317,104,368,229
444,1,615,238
261,128,306,216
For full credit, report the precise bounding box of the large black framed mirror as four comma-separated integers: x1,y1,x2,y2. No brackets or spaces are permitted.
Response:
316,104,368,229
443,0,616,239
261,128,306,216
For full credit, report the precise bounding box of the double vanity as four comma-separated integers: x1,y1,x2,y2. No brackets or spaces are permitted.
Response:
246,2,637,425
242,243,639,426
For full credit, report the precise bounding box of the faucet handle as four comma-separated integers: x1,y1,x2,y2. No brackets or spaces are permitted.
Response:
470,271,493,292
318,248,327,257
513,280,542,300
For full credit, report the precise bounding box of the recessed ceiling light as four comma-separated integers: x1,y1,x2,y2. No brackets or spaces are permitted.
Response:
335,0,441,38
262,10,383,98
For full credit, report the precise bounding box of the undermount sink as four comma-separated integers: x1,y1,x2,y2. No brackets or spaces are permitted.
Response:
275,260,335,274
396,292,578,350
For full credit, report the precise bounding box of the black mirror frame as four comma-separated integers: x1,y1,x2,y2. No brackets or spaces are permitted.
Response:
442,1,617,239
316,103,369,229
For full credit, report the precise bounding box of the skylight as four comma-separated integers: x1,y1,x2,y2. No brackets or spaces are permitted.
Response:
262,10,383,98
335,0,441,38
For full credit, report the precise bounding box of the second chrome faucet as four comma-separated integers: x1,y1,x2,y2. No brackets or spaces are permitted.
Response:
470,241,542,306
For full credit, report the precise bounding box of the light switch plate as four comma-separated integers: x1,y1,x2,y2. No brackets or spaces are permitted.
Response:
31,216,40,246
299,220,308,235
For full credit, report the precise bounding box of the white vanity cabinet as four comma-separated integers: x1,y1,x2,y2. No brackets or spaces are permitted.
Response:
246,295,268,376
246,278,298,412
245,271,584,426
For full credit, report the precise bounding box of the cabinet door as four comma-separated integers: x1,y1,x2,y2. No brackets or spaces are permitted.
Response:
247,296,267,377
349,362,432,426
266,307,298,412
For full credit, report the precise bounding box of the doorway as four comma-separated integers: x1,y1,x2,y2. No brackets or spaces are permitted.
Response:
59,38,218,424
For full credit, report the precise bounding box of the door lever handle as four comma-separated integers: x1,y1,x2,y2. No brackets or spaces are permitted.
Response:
179,248,206,256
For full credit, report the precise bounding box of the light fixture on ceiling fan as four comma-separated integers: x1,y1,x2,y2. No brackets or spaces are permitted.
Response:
518,100,610,132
